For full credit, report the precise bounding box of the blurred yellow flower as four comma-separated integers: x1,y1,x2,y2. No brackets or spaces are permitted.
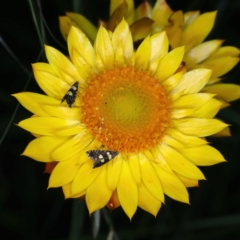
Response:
133,0,240,104
59,0,239,107
14,19,227,218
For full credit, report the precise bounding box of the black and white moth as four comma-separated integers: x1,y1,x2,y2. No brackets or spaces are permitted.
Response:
61,81,79,108
86,150,119,168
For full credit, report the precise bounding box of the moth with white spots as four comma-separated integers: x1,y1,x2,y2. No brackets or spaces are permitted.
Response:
86,150,119,168
61,81,79,108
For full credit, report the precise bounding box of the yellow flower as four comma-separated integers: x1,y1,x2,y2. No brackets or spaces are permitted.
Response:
14,19,227,219
59,0,240,106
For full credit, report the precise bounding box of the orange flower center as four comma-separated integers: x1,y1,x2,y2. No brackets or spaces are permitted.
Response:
81,66,171,153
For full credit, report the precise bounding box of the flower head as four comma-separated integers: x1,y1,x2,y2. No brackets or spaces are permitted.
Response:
14,19,227,218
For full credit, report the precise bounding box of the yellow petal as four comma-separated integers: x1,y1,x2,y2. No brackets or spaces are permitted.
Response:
95,25,114,69
48,158,79,187
128,153,141,184
72,160,100,195
173,93,215,108
125,0,135,25
65,12,97,43
153,148,173,174
207,46,240,60
174,173,199,188
110,0,124,16
135,1,152,20
51,132,92,161
110,0,135,25
68,26,96,77
162,71,183,92
45,45,81,84
18,117,80,136
165,10,183,37
107,155,122,191
206,77,221,85
189,98,222,118
114,43,125,66
184,11,200,27
151,0,173,33
184,40,223,65
212,126,231,137
70,49,95,80
148,31,168,73
167,128,207,147
162,134,185,149
178,145,226,166
86,166,112,214
22,136,68,162
171,69,212,98
135,35,151,70
165,11,184,48
107,0,128,31
155,46,185,81
32,63,66,99
202,84,240,102
168,24,182,49
62,182,85,198
12,92,59,117
96,50,105,71
143,150,155,163
217,100,230,109
112,18,133,64
181,11,217,52
159,143,205,180
59,16,72,41
173,118,228,137
138,183,161,217
171,108,196,119
55,125,87,137
139,153,164,202
41,105,81,120
117,160,138,219
200,57,239,78
154,164,189,203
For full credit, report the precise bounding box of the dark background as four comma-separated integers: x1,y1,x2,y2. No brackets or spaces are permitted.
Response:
0,0,240,239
